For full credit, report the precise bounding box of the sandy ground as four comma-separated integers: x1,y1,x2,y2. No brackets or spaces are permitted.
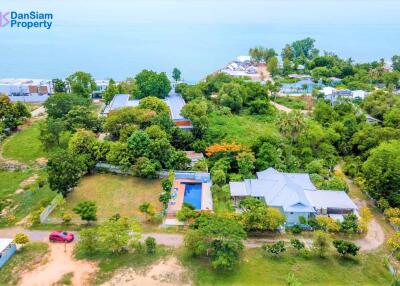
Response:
102,257,191,286
354,219,385,251
18,243,97,286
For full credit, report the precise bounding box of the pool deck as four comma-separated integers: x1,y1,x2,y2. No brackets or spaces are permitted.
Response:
166,178,213,214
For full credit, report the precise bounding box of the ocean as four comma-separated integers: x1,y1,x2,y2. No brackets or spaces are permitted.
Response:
1,0,399,82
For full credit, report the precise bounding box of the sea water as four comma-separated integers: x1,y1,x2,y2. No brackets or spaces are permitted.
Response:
1,0,399,82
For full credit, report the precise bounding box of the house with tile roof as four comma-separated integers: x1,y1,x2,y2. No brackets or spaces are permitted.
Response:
229,167,357,224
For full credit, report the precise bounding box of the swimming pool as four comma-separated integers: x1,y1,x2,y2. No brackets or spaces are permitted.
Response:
183,183,202,210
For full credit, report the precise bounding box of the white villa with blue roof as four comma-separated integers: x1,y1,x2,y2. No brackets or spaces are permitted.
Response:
229,167,358,224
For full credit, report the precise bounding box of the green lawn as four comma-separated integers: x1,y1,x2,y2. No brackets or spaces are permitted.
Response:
183,249,392,286
0,170,32,198
206,113,278,145
2,121,46,164
0,243,49,286
0,169,57,226
53,173,163,220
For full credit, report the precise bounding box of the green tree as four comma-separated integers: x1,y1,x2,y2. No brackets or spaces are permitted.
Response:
138,96,170,114
278,111,305,144
172,68,181,82
102,78,118,104
44,93,89,119
73,201,97,223
77,227,99,254
362,140,400,206
39,118,66,150
332,239,360,256
127,130,152,158
312,230,330,257
106,141,132,168
133,157,160,179
184,214,246,271
392,55,400,72
98,217,141,253
135,70,171,99
47,150,85,196
384,108,400,128
267,57,279,76
219,83,246,113
66,71,96,98
236,152,256,178
65,106,98,131
68,129,97,170
104,107,155,139
52,78,66,93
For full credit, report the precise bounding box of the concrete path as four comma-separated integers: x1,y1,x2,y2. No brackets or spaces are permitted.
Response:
31,106,46,117
270,101,292,113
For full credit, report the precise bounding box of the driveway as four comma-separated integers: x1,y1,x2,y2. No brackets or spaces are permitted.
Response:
0,226,380,251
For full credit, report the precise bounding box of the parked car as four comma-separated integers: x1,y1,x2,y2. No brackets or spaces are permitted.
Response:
49,231,74,243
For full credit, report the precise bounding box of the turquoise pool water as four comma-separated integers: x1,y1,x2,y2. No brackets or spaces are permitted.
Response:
183,183,202,210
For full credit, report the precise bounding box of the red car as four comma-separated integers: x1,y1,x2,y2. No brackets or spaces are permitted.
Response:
49,231,74,243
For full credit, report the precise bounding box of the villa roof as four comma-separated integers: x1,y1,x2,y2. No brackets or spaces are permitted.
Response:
305,190,358,210
231,168,316,213
230,167,356,213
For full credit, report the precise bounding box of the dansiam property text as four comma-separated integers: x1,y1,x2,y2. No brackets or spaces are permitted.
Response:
0,11,53,30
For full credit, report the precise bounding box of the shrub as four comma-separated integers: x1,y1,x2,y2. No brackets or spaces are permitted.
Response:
30,207,45,225
62,213,72,225
13,233,29,246
298,216,307,225
316,216,340,232
332,239,360,256
340,214,359,233
290,238,305,251
145,237,157,254
385,208,400,218
176,205,196,222
262,241,286,257
73,201,97,223
290,225,302,234
161,177,173,192
307,217,319,229
378,198,390,211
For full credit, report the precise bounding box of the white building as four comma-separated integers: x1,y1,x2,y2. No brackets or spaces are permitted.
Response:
230,168,358,224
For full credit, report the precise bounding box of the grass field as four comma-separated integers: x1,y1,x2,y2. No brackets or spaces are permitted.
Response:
0,243,49,285
54,173,163,220
2,121,46,164
0,170,33,198
206,113,278,145
183,248,392,286
0,169,57,225
275,95,307,110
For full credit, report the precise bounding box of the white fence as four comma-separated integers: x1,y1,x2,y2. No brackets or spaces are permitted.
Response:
39,194,63,223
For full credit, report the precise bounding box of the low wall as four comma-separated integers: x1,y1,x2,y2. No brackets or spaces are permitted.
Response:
0,244,16,269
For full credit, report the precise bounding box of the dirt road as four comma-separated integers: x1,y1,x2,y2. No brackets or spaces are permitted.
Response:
19,243,97,286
